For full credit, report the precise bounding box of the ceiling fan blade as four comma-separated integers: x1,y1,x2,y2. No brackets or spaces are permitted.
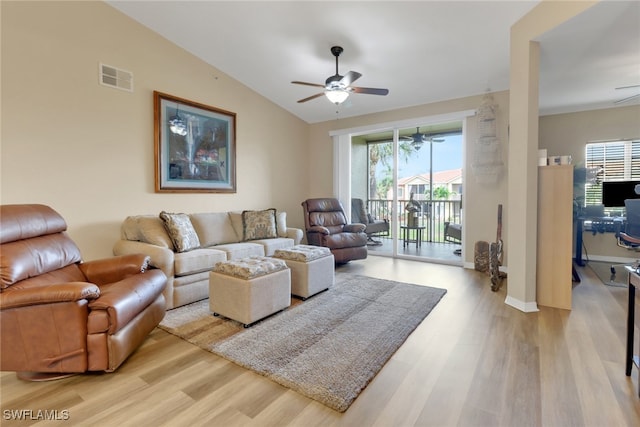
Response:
340,71,362,87
615,84,640,90
351,86,389,96
291,81,326,88
614,93,640,105
297,93,325,103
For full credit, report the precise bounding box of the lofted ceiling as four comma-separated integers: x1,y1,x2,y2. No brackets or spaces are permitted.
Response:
107,1,640,124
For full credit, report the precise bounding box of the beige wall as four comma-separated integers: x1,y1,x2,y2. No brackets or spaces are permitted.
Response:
2,1,635,276
1,1,309,260
540,105,640,261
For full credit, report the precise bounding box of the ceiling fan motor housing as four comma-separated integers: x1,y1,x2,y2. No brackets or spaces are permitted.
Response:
326,75,344,87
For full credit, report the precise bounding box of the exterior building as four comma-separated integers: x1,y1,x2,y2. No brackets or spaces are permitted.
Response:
394,168,462,201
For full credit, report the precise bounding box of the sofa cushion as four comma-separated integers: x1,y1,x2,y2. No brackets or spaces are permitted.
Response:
174,248,227,276
122,216,173,249
252,237,294,256
190,212,239,247
159,211,200,253
214,242,265,260
276,211,287,237
242,209,277,241
228,211,243,239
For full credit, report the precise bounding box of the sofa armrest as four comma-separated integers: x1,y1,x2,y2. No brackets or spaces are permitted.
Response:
344,223,366,233
79,254,150,286
0,283,100,310
113,240,175,278
286,227,304,245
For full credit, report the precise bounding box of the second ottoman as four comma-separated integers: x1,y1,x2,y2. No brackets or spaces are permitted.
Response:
272,245,334,299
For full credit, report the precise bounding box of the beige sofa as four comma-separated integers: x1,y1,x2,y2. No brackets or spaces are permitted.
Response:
113,209,302,309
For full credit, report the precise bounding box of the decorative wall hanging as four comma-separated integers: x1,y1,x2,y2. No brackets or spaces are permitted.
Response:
154,91,236,193
471,93,504,184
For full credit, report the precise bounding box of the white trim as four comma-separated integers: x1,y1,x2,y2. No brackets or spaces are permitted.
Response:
505,296,539,313
462,262,508,273
582,254,639,264
328,110,477,137
333,134,352,214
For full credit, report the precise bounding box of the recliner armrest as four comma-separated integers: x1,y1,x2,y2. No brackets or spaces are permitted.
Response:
88,270,166,334
79,254,151,286
0,282,100,310
343,223,366,233
113,240,175,279
307,225,330,235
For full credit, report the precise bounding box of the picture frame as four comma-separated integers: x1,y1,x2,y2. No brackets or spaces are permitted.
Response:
154,91,236,193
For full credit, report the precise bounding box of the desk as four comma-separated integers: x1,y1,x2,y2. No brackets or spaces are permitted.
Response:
626,268,640,398
400,226,425,249
574,216,625,266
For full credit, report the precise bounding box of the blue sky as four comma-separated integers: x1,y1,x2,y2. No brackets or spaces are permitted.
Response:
397,134,463,178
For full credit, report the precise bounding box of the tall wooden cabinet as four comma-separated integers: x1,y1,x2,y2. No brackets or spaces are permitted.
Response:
537,165,574,310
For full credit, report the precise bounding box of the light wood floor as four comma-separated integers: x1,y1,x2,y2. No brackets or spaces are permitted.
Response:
2,257,640,426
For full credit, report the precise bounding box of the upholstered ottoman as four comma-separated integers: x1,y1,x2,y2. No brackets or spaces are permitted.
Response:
272,245,334,299
209,256,291,327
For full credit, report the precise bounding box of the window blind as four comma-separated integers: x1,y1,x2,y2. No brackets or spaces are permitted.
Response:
585,140,640,206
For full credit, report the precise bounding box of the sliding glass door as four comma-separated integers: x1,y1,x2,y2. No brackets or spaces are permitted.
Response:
350,121,463,263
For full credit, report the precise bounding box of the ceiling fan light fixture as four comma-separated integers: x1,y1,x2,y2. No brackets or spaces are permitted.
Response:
325,89,349,105
411,127,425,150
169,115,187,136
168,104,187,136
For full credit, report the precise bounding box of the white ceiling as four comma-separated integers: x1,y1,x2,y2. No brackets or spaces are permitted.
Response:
107,0,640,124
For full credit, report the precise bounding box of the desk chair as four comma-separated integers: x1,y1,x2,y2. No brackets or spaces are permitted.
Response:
610,199,640,279
617,199,640,249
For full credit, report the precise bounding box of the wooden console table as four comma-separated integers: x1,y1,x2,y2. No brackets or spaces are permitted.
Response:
626,268,640,398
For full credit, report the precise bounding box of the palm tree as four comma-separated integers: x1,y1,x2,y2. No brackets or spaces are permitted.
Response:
368,141,415,199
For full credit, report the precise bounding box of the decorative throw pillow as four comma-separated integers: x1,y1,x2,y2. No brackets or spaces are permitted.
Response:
242,209,277,241
159,211,200,252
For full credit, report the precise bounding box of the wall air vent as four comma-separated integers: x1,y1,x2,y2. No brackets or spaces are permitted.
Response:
99,63,133,92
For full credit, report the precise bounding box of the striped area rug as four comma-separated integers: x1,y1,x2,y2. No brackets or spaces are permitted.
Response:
158,273,446,412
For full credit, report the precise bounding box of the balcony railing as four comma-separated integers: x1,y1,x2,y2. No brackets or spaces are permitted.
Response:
367,198,462,243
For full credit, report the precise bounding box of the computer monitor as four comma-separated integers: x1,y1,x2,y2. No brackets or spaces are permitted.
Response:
602,180,640,207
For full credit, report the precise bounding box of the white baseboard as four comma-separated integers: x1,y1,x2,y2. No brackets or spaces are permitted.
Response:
463,262,507,274
505,296,539,313
579,254,639,264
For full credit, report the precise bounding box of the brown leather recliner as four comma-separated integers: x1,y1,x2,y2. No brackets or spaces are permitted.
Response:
0,204,167,381
301,198,368,264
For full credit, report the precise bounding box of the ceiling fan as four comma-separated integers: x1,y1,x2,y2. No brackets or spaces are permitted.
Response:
614,84,640,105
409,127,445,151
292,46,389,105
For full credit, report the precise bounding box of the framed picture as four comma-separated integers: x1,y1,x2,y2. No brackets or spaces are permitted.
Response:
154,91,236,193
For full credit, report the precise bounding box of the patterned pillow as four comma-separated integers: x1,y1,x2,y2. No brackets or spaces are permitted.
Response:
242,209,277,241
159,211,200,252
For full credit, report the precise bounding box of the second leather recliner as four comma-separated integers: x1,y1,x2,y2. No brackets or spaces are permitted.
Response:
301,198,368,264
